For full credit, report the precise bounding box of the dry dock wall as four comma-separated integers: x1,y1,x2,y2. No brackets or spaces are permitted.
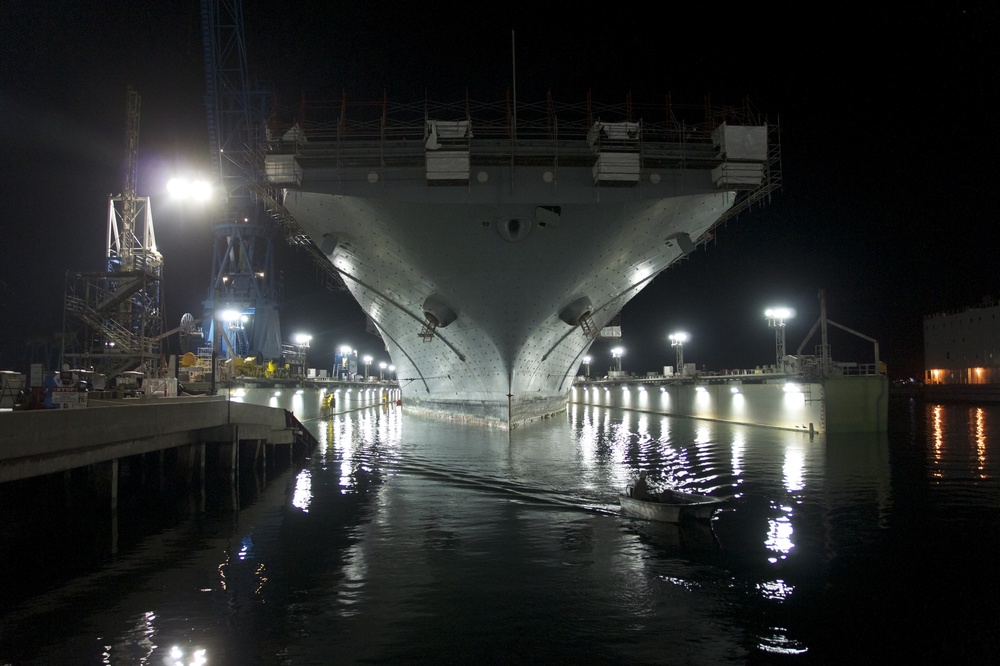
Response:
822,375,889,433
570,375,888,433
224,383,396,421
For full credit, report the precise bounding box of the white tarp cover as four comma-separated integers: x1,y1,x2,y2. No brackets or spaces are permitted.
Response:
592,152,640,183
587,121,642,147
426,151,470,181
281,123,308,143
712,162,763,187
265,154,302,185
425,120,472,149
712,123,767,161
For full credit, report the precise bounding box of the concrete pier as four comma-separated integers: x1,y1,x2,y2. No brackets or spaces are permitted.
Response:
0,396,308,493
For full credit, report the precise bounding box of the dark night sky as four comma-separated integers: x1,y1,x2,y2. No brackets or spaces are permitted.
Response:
1,1,997,379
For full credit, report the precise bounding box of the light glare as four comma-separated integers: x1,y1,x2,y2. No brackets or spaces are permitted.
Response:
167,177,213,201
765,307,796,320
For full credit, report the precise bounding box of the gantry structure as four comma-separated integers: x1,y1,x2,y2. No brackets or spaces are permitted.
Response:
200,0,282,362
62,87,165,380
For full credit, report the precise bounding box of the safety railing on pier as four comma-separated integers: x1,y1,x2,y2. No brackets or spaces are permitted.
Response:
575,359,883,385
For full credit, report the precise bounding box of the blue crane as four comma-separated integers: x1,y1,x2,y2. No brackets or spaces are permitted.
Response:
199,0,282,363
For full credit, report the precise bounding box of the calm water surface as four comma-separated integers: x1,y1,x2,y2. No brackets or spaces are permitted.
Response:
2,398,1000,664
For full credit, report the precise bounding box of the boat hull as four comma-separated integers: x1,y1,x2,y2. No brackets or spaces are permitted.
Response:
282,180,733,428
619,492,724,523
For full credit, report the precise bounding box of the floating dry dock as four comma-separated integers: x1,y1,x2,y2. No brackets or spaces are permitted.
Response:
571,373,888,434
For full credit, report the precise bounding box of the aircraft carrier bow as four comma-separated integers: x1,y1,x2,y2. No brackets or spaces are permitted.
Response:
262,97,779,428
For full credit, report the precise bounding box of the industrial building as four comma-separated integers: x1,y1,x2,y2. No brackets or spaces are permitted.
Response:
924,297,1000,385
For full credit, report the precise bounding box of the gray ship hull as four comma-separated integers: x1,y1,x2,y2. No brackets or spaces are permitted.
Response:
267,102,776,427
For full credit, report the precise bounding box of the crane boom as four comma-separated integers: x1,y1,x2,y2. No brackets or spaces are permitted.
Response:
122,87,140,253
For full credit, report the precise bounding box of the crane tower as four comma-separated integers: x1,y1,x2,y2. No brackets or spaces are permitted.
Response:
62,87,165,380
200,0,282,364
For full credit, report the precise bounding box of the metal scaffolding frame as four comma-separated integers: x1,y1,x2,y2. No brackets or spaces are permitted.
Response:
61,89,164,380
201,0,284,365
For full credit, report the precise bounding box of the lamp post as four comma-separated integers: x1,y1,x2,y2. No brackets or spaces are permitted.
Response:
669,332,689,377
363,355,372,379
292,333,311,377
210,306,219,396
583,355,591,378
388,365,395,381
379,361,387,381
167,173,215,387
765,307,795,373
611,347,624,374
336,345,352,381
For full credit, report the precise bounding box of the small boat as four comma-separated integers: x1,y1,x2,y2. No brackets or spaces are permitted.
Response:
619,486,726,524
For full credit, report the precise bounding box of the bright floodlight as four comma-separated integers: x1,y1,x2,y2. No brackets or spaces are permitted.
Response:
765,307,796,322
339,345,353,354
293,333,312,345
167,176,213,202
610,348,624,372
669,332,688,376
363,355,373,364
766,307,795,373
217,308,242,321
583,355,592,364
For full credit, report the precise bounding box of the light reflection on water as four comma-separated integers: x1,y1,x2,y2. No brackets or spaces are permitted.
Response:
3,400,1000,663
975,406,987,476
291,469,312,512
